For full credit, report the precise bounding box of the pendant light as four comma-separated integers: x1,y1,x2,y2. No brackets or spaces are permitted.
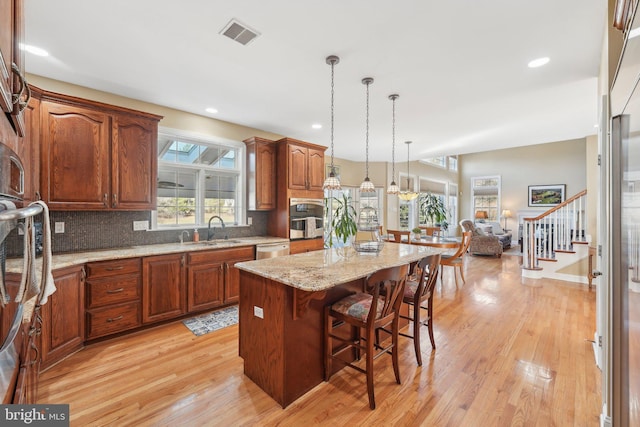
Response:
387,94,400,195
360,77,375,192
398,141,419,201
323,55,341,190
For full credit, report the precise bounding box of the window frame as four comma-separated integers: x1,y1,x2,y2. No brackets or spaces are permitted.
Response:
470,175,501,222
152,127,246,230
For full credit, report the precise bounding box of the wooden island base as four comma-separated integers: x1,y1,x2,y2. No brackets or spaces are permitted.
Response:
239,270,365,408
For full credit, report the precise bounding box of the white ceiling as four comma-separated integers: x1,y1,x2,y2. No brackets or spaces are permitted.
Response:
23,1,607,162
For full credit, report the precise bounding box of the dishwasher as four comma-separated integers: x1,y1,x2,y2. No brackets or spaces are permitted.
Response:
255,242,290,259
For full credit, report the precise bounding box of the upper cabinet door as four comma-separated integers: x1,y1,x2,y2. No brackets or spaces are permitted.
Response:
40,101,111,209
307,148,325,191
0,0,15,114
112,114,157,210
288,144,308,190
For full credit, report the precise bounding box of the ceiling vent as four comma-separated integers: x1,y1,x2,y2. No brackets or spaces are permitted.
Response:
220,19,260,46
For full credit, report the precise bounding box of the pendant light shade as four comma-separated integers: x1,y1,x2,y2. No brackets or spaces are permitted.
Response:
387,94,400,195
360,77,376,193
323,55,341,190
398,141,419,201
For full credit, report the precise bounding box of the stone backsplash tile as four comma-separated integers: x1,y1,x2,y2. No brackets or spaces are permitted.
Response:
5,210,270,256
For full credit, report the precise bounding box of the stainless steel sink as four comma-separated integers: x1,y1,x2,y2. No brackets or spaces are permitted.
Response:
197,239,243,245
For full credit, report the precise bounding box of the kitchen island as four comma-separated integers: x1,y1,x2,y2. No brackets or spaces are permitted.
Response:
235,243,448,408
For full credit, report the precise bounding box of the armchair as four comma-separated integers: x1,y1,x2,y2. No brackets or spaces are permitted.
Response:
459,219,510,257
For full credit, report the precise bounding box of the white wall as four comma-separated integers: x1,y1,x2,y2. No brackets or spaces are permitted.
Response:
459,138,589,236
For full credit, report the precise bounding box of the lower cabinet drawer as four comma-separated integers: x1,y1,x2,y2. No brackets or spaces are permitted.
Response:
86,274,141,308
86,302,141,339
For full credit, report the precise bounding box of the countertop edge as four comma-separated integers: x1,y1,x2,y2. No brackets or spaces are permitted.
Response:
5,236,289,273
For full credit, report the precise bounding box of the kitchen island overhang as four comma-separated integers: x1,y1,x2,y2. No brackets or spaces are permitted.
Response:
235,244,448,408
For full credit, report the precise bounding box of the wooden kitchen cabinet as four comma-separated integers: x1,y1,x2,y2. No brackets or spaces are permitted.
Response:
278,138,325,192
38,88,162,210
290,238,324,254
85,258,142,340
244,137,276,210
13,306,41,404
186,251,224,312
142,253,186,324
222,248,255,303
187,246,255,310
269,138,326,239
0,0,27,137
112,114,158,209
41,265,85,370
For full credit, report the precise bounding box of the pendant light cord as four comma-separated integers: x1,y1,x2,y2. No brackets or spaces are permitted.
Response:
406,141,411,189
330,60,335,171
365,80,370,179
391,97,396,181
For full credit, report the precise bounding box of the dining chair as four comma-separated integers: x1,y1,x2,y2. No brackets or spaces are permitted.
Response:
440,231,472,287
419,226,442,237
324,264,409,410
387,229,411,244
380,254,441,366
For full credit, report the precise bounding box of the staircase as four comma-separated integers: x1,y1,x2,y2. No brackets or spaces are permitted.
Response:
521,190,591,283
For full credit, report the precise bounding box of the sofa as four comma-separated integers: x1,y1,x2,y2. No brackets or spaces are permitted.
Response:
459,220,512,257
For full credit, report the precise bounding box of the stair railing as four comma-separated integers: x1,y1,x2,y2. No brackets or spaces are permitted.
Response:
522,189,588,270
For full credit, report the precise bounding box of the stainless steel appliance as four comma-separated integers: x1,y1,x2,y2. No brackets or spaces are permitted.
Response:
0,143,24,201
289,198,323,240
255,242,290,260
0,144,43,404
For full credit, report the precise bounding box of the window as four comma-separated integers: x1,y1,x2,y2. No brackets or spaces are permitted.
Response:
422,155,457,171
448,156,458,171
417,178,458,236
471,176,500,221
423,156,447,168
418,178,446,226
154,129,244,229
324,187,384,244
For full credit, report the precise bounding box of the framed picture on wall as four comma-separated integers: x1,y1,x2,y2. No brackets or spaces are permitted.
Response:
528,184,566,207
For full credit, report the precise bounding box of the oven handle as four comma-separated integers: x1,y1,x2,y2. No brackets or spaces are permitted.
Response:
0,204,43,222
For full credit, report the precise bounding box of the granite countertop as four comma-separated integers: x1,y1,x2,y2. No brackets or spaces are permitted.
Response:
235,243,449,292
5,236,289,273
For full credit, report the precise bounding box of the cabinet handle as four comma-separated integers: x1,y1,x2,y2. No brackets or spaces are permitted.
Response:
35,191,41,201
11,63,31,112
103,193,108,207
112,193,117,208
107,315,124,323
106,287,124,294
105,266,124,271
28,342,39,366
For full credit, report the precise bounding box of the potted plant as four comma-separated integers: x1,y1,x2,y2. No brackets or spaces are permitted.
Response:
325,193,357,248
412,227,423,241
419,192,449,231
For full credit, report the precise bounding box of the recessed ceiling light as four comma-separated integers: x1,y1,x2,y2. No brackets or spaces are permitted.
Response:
528,57,550,68
312,124,322,129
20,43,49,57
205,107,218,114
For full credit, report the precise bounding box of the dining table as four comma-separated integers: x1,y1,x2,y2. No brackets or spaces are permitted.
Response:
409,235,461,249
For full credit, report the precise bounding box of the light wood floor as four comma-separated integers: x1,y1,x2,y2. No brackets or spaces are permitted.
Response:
37,255,601,426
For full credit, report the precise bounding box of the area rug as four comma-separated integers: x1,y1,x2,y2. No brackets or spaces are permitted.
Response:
182,305,239,336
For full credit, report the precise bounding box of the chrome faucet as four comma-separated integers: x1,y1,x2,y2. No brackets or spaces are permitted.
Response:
207,215,226,241
179,230,190,244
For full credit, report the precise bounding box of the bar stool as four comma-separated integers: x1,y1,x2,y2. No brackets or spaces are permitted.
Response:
398,254,441,365
323,264,409,409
